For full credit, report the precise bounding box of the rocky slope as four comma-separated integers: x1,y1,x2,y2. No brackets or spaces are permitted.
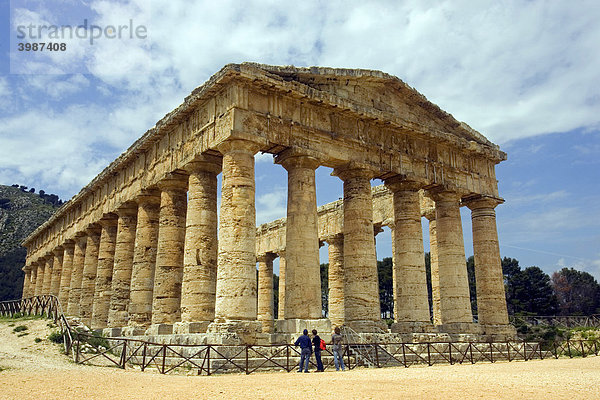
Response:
0,185,59,301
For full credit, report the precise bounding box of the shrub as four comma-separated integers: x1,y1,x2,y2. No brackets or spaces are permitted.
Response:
13,325,28,333
48,331,63,344
34,338,42,343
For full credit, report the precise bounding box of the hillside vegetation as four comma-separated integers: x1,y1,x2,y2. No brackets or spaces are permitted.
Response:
0,185,59,301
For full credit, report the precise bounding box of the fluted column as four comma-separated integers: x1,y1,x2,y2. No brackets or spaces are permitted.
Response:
22,268,32,299
29,264,38,298
334,165,384,332
35,261,45,296
128,190,160,330
277,251,286,320
42,256,53,295
385,179,432,332
67,234,87,316
107,204,138,327
429,190,473,329
151,173,188,328
257,253,276,333
276,151,321,319
213,139,260,323
326,234,344,327
80,225,101,326
58,241,75,307
424,209,441,325
465,196,511,328
50,247,64,297
92,215,118,329
179,158,221,331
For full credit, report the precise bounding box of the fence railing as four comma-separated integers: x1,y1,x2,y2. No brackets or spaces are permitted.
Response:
509,314,600,328
1,296,599,375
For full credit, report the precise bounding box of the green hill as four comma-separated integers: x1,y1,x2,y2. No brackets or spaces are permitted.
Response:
0,185,60,301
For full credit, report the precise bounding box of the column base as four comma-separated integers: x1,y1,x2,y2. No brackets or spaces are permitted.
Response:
391,321,436,334
346,319,389,333
207,320,263,344
145,323,174,335
173,321,211,334
437,322,483,335
101,327,123,337
481,324,518,340
121,326,148,336
275,318,331,335
258,319,274,334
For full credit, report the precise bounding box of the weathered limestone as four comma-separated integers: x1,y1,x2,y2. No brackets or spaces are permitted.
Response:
465,196,511,332
429,190,475,332
128,191,161,330
276,151,321,320
80,225,101,326
178,158,221,333
58,241,75,307
28,264,37,298
151,173,188,330
257,253,276,333
67,234,87,316
50,247,64,297
385,179,432,332
212,139,260,325
91,216,118,329
22,268,31,298
34,261,44,296
424,209,442,326
107,204,138,327
277,251,286,320
42,256,53,295
334,165,384,332
325,234,344,327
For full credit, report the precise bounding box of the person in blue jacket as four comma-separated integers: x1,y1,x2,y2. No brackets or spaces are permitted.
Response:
294,329,312,372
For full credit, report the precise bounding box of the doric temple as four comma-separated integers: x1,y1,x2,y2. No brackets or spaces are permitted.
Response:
21,63,515,343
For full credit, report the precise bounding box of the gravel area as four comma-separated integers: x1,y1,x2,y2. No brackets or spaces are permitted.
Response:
1,319,599,399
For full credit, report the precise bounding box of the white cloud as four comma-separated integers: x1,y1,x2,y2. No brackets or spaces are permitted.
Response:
256,188,286,225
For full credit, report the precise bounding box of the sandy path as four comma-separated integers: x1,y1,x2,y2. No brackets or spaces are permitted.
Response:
1,319,599,400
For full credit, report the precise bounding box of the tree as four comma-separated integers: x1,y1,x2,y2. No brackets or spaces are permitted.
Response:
320,263,328,317
504,264,558,316
466,256,478,315
377,257,394,319
552,268,600,315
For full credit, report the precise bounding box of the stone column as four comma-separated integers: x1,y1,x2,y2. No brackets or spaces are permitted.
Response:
58,241,75,307
465,196,511,331
424,209,441,326
257,253,276,333
178,158,221,333
326,234,344,328
429,190,475,331
80,225,101,327
151,173,188,331
42,256,53,295
91,215,118,329
277,251,286,320
385,179,432,332
276,151,321,320
29,264,38,298
22,268,31,299
128,190,160,331
35,261,45,296
50,247,64,297
334,165,384,332
212,139,261,326
107,204,138,328
67,234,87,317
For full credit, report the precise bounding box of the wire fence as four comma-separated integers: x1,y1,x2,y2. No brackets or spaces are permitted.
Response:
1,296,599,375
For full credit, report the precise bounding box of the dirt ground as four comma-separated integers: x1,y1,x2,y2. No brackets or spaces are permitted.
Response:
1,318,599,400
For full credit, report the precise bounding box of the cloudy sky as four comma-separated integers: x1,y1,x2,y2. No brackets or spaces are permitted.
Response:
1,0,599,280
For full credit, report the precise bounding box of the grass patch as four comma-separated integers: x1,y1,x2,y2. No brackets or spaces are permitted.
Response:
12,325,28,333
34,338,42,343
0,314,44,323
48,331,64,344
17,332,29,337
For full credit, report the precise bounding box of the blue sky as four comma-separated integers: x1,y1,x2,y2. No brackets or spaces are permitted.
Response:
1,1,599,280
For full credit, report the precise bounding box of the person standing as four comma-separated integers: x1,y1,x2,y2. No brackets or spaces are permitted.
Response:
312,329,324,372
331,326,345,371
295,329,312,372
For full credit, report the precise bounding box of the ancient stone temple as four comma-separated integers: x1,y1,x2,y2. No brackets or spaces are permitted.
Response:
21,63,515,343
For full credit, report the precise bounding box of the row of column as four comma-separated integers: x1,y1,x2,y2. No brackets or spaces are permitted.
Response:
22,137,509,334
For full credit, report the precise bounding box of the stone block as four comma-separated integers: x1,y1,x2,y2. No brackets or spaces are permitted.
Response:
145,323,174,335
173,321,211,334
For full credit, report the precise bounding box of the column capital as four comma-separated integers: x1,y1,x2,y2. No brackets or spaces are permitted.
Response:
332,162,376,181
216,138,261,155
115,202,139,217
384,176,425,192
425,187,462,203
256,253,276,263
184,154,222,175
274,148,320,171
462,195,504,211
85,223,102,236
135,188,161,205
157,171,189,191
99,213,119,227
52,247,64,256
